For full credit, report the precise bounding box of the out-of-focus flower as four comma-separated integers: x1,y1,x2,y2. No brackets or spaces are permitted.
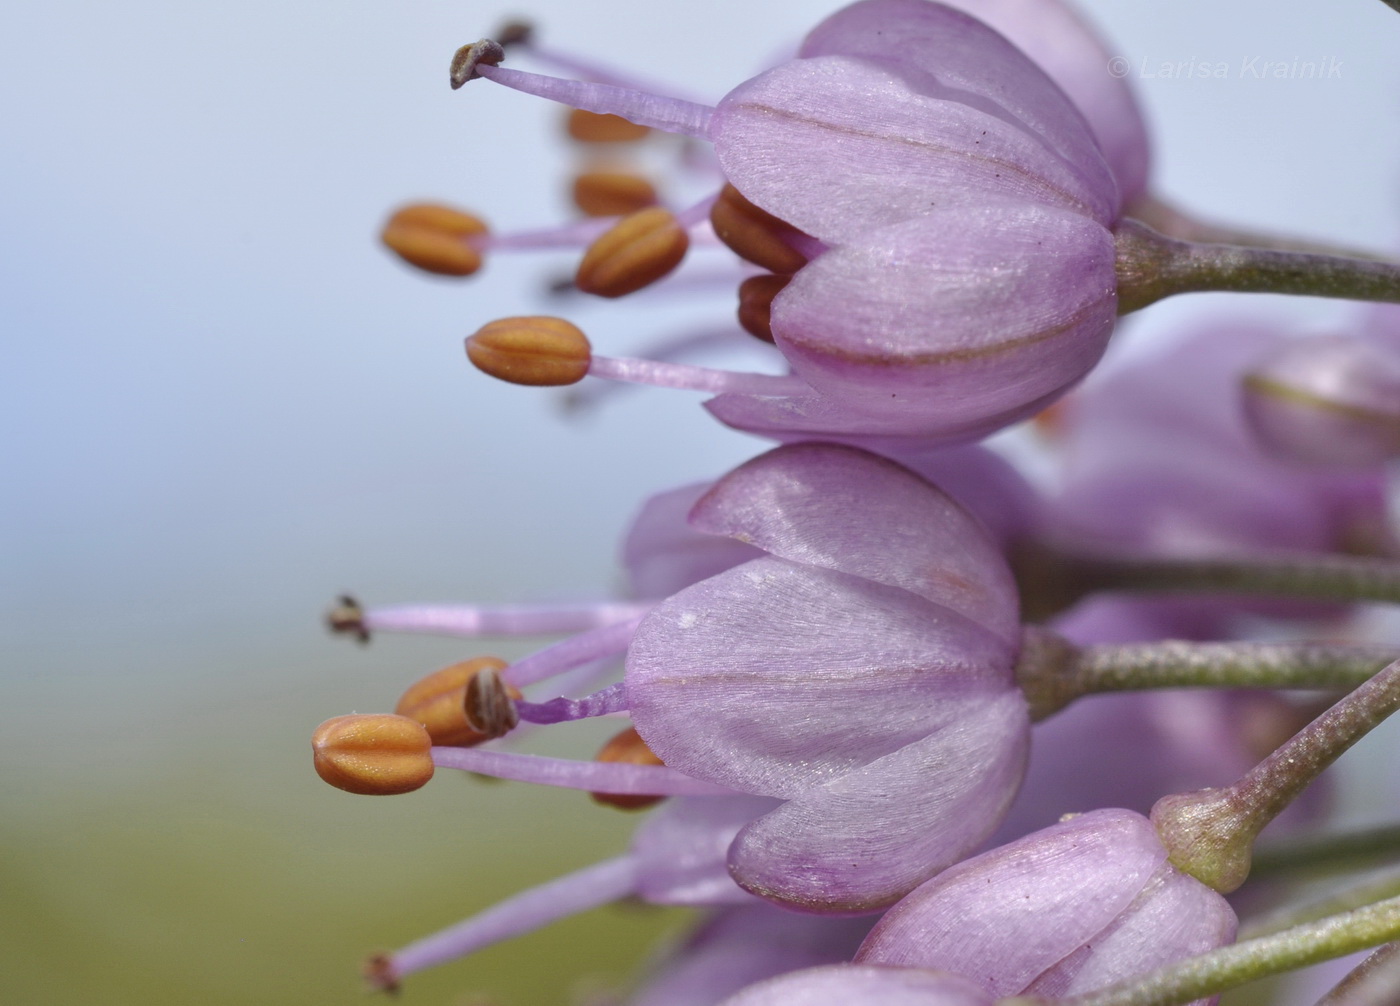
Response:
856,808,1237,1003
716,964,995,1006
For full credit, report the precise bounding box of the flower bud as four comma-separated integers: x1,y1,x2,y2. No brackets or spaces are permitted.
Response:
566,108,650,143
736,274,789,343
381,203,489,277
709,183,810,275
395,657,519,746
466,316,592,386
575,207,689,298
571,170,659,218
591,726,667,810
311,714,434,796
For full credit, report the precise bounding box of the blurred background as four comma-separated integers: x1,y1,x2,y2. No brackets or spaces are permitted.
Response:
3,1,1399,1003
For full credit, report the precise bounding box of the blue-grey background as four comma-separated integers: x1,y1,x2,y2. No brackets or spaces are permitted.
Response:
3,1,1399,1002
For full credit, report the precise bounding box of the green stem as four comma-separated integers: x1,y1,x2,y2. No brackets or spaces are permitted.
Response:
1251,825,1400,882
1015,627,1397,720
1017,540,1400,621
1151,659,1400,893
1241,866,1400,941
1016,893,1400,1006
1114,220,1400,314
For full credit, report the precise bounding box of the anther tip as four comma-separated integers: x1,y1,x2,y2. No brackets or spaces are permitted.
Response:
327,595,370,644
450,38,505,89
363,953,401,995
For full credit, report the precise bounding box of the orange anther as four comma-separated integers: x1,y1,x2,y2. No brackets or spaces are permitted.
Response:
737,273,790,344
575,207,688,298
709,184,810,275
466,316,592,386
381,203,489,277
572,170,659,218
566,108,651,143
395,657,520,746
591,726,666,811
311,714,434,796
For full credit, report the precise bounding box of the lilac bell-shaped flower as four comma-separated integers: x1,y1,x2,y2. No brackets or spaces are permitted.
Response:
510,443,1030,913
855,808,1238,1003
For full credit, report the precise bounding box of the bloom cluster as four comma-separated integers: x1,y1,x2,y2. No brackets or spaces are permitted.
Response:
313,2,1400,1003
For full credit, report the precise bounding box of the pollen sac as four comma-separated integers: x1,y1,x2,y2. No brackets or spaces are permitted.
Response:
566,108,651,143
575,207,689,298
709,183,811,275
591,726,666,811
395,656,520,746
325,594,369,643
571,170,659,218
462,666,521,740
467,316,592,385
381,203,489,277
736,273,790,343
311,714,434,796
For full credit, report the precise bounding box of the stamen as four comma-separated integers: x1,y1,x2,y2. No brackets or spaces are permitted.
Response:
572,169,659,217
463,666,521,738
337,599,655,639
395,657,520,746
429,744,734,796
377,855,640,987
381,203,489,277
591,726,667,810
311,714,435,795
448,39,505,89
467,316,810,395
514,680,630,724
736,273,789,343
575,207,690,298
466,316,593,386
709,183,819,275
502,615,645,688
470,63,715,139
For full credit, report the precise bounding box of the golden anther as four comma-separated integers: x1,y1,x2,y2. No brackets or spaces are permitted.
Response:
395,657,520,746
737,273,790,344
466,316,592,386
572,170,659,218
462,666,521,740
381,203,489,277
591,726,666,811
566,109,651,143
710,183,810,275
575,207,688,298
311,714,434,796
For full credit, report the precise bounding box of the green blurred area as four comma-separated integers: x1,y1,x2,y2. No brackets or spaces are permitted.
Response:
0,634,688,1006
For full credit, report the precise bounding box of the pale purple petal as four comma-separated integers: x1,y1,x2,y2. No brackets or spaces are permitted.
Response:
798,0,1130,206
899,445,1037,551
627,557,1016,798
688,443,1020,644
933,0,1150,204
621,481,764,599
855,809,1166,995
728,690,1029,912
718,964,996,1006
712,52,1114,245
1025,862,1236,1002
632,795,780,905
771,205,1117,430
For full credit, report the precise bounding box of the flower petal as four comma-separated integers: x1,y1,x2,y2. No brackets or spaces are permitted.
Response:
727,690,1029,912
799,0,1131,206
770,204,1117,430
632,795,781,905
622,480,764,599
711,22,1115,242
855,809,1166,994
627,557,1016,798
688,443,1019,644
718,964,995,1006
